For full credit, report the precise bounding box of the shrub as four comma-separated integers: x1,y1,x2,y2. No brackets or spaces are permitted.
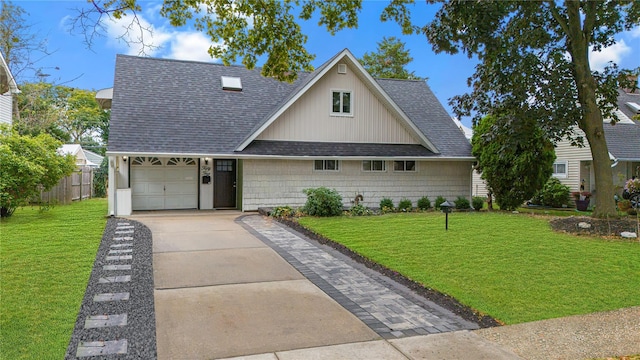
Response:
398,198,412,212
349,204,373,216
271,206,294,218
93,157,108,198
302,187,343,217
455,196,470,210
531,178,571,208
434,196,447,210
417,196,431,210
380,198,394,210
472,115,555,211
472,196,484,211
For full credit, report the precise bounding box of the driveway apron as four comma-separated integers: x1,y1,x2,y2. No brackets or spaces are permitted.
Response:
137,212,378,360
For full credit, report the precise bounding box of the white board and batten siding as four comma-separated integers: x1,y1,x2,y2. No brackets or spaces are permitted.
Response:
242,159,473,211
0,94,12,125
257,63,419,144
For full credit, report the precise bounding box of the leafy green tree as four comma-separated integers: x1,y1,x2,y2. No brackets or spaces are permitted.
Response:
14,83,109,151
422,1,639,218
360,37,418,80
0,126,76,217
472,115,556,211
73,1,640,218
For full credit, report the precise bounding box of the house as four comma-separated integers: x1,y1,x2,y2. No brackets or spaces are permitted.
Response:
82,149,104,168
59,144,103,168
552,87,640,202
104,49,474,215
0,52,19,126
469,84,640,203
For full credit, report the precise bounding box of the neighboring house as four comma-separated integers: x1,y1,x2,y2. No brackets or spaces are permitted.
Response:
0,52,19,126
59,144,95,167
83,149,104,168
469,84,640,203
104,49,474,215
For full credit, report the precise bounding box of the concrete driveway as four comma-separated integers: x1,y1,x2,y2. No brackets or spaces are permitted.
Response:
137,212,379,359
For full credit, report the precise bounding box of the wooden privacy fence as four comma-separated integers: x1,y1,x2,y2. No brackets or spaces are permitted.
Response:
40,167,94,205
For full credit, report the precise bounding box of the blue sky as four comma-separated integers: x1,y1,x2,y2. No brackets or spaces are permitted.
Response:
16,1,640,128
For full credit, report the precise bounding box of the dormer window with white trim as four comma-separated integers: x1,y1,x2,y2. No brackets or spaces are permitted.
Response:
221,76,242,91
331,90,352,116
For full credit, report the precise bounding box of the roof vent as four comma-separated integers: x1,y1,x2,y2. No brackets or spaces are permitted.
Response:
221,76,242,91
337,64,347,74
626,102,640,114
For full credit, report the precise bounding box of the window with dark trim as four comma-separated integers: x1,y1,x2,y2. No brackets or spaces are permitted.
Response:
394,160,416,172
314,159,339,171
362,160,386,172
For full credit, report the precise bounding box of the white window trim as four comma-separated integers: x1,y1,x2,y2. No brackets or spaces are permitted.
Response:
330,89,354,117
362,160,387,172
393,160,417,172
313,159,340,172
552,160,568,178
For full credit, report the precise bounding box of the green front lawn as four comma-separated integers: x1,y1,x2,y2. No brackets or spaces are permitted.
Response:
0,199,107,360
298,212,640,324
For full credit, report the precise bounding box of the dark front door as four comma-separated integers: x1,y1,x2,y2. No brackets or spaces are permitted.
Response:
214,159,236,208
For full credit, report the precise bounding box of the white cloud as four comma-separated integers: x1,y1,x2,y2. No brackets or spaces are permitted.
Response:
104,14,172,56
629,26,640,38
166,32,219,62
589,39,632,71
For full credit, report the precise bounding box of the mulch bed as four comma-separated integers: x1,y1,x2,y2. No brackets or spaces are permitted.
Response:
549,216,639,238
271,215,501,328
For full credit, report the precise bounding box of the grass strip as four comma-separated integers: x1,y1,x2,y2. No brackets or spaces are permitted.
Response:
1,199,107,359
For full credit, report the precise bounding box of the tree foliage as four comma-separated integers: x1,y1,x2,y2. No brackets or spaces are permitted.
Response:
421,1,640,218
359,36,419,80
0,0,50,83
472,115,556,211
0,126,76,217
14,83,109,152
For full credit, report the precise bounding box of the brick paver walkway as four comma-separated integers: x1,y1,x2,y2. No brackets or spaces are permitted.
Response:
240,215,478,339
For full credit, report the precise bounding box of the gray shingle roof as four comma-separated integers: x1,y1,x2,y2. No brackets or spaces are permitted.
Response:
239,140,437,157
604,123,640,161
108,53,472,159
617,88,640,122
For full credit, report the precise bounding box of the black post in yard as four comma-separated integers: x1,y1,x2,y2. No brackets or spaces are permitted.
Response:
440,200,453,231
445,212,449,230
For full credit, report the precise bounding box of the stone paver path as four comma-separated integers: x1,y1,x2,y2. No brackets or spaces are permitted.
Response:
240,215,478,339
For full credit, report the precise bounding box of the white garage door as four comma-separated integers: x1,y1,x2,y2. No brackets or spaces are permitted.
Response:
131,157,198,210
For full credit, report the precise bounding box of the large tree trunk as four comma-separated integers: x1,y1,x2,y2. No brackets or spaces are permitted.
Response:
563,2,617,218
581,111,617,218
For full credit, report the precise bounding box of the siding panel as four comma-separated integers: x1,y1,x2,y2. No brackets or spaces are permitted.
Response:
0,95,11,125
257,63,418,144
242,159,472,211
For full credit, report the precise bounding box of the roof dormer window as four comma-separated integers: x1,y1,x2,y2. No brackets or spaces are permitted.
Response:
221,76,242,91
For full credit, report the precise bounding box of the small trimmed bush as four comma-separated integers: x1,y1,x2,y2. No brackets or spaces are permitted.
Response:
302,187,343,217
434,196,447,210
271,206,294,218
349,204,373,216
380,198,394,209
531,178,571,208
472,196,484,211
398,198,412,212
455,196,470,210
417,196,431,210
